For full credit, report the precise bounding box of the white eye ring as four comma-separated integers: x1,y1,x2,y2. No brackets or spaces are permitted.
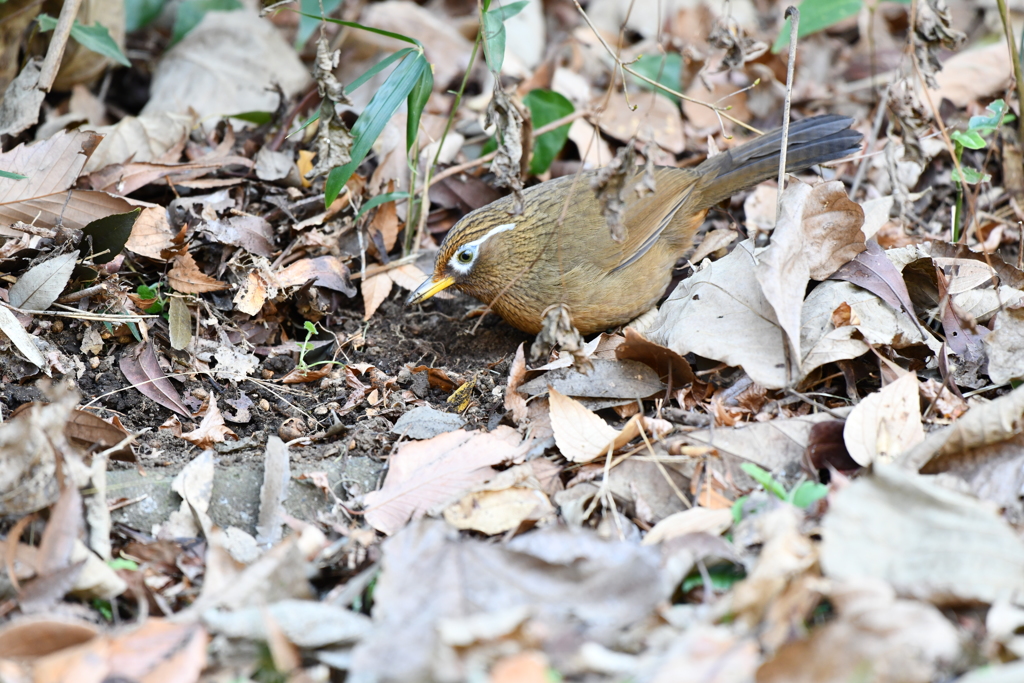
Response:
447,222,516,274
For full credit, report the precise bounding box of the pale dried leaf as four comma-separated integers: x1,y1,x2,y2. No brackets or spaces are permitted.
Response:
651,240,787,389
984,307,1024,385
900,384,1024,472
642,507,732,545
821,464,1024,604
843,372,924,466
548,388,639,463
9,253,78,311
755,180,865,364
363,427,524,535
362,272,393,320
0,305,46,369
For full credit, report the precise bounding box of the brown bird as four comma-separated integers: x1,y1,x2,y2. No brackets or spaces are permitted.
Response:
408,115,862,335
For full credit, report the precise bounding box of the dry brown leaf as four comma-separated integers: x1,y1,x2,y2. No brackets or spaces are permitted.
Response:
548,387,640,463
124,206,176,260
758,578,960,683
596,91,685,154
362,426,525,535
651,240,787,389
755,180,865,366
180,398,236,449
0,130,101,235
928,41,1012,108
843,372,924,466
33,619,208,683
642,507,732,545
443,487,553,535
82,112,195,173
167,251,230,293
276,255,355,296
504,343,529,424
362,272,393,320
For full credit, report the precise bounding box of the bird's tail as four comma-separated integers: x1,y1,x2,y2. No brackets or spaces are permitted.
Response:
692,115,863,211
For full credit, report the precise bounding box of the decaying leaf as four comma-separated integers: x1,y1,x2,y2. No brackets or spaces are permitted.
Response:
168,251,230,294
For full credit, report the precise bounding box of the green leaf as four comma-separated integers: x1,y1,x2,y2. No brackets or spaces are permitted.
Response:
355,191,410,221
349,47,415,93
296,12,421,46
137,283,159,300
171,0,243,45
490,0,529,22
680,563,746,593
108,558,139,571
954,166,991,185
0,170,27,180
325,52,429,206
772,0,862,53
37,15,131,67
630,52,683,103
740,463,788,501
480,1,528,74
229,111,273,125
126,0,165,32
406,63,434,151
789,481,829,509
730,495,748,525
969,99,1016,134
523,89,574,174
81,208,141,264
950,129,986,150
481,10,507,74
296,0,342,47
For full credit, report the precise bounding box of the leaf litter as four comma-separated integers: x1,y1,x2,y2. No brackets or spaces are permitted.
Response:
3,0,1024,681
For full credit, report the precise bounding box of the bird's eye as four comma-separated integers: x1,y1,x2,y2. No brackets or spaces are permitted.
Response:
457,250,473,264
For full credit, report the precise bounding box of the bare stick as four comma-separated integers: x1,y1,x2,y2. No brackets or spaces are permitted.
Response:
776,6,799,224
996,0,1024,147
37,0,84,91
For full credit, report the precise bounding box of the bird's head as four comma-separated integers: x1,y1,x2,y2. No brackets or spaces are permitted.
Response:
407,216,518,305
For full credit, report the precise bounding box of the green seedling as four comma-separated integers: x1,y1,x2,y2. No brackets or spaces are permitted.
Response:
731,463,829,525
295,320,344,372
950,99,1015,241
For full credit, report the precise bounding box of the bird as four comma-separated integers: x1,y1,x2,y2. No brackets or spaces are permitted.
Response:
408,115,863,335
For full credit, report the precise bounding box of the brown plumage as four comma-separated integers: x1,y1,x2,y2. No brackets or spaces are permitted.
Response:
409,115,863,335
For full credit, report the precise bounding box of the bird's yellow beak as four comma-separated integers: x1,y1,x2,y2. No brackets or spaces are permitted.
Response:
407,275,455,305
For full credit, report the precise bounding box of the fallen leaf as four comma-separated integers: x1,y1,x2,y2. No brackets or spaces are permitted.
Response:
642,507,732,545
362,426,524,535
843,372,924,466
548,388,640,463
821,464,1024,605
168,251,230,293
118,341,190,417
179,398,236,449
362,272,393,320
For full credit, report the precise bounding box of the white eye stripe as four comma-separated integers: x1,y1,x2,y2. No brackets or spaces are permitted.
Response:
447,223,516,274
464,222,516,249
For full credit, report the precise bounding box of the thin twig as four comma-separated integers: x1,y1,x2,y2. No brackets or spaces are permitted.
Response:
37,0,83,91
570,0,759,134
776,6,799,224
850,84,892,197
995,0,1024,147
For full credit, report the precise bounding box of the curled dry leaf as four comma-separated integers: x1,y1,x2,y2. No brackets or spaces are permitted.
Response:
548,387,640,463
900,383,1024,473
755,180,865,364
168,251,229,294
504,343,529,424
180,398,236,449
641,507,732,545
843,372,924,466
276,255,356,297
